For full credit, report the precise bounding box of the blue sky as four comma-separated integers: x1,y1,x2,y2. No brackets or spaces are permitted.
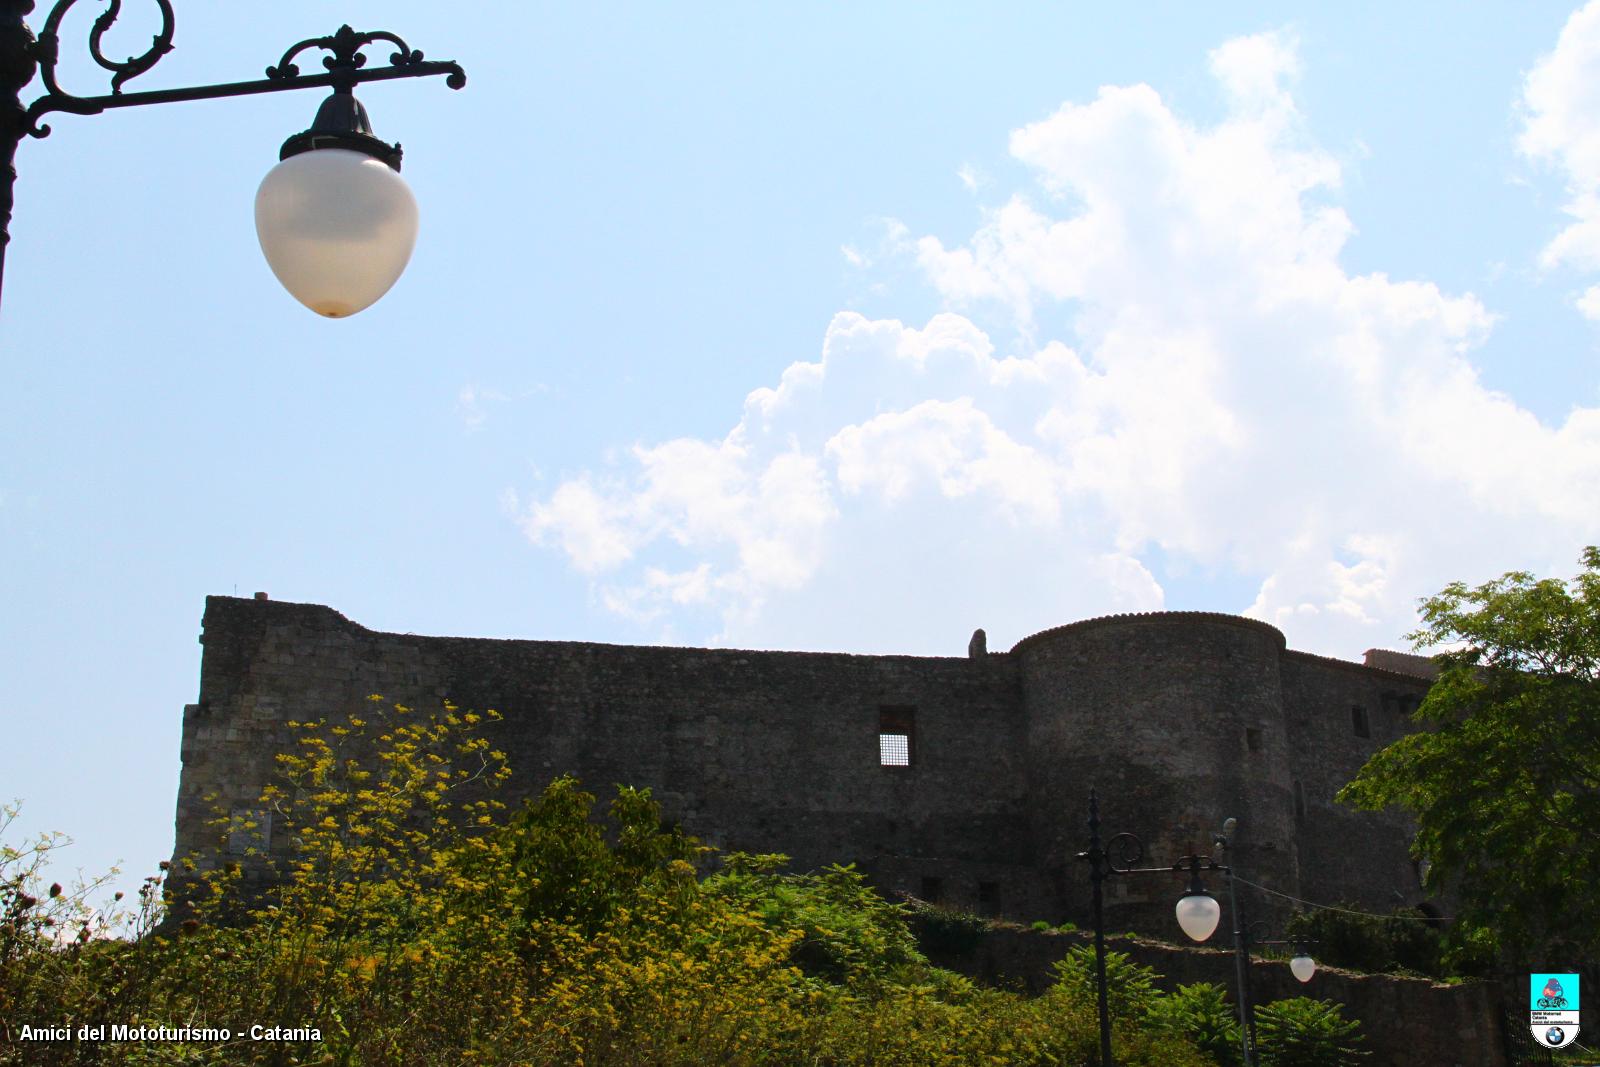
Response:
3,2,1599,897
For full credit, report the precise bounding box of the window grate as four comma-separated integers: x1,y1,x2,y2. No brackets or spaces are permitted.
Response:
879,733,911,766
878,705,915,767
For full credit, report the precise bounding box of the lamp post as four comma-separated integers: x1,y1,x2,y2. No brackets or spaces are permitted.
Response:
1079,790,1230,1067
1213,819,1317,1066
1236,918,1318,1058
1244,922,1317,984
1216,818,1256,1067
0,2,466,317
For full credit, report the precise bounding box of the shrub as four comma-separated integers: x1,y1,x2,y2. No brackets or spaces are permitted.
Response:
1284,904,1448,977
903,896,989,958
1147,981,1243,1067
1254,996,1367,1067
0,702,1246,1066
703,852,924,989
1044,947,1370,1067
1046,944,1161,1021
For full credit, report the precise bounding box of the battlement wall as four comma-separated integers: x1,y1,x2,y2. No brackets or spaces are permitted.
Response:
177,596,1031,909
175,596,1439,929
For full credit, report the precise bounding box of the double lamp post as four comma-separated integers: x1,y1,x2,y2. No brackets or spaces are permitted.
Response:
1,1,467,318
1080,791,1316,1067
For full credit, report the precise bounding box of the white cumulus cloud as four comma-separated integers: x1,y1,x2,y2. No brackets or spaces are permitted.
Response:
1521,0,1600,307
514,28,1600,658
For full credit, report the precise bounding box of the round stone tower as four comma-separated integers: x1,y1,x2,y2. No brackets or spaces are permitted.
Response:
1014,612,1300,932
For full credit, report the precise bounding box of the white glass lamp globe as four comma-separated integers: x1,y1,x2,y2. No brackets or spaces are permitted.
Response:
1290,954,1317,983
1175,892,1221,942
255,147,418,318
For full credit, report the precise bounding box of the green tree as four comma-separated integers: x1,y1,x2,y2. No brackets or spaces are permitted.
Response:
1283,905,1444,978
1338,547,1600,967
1046,945,1161,1021
702,853,925,989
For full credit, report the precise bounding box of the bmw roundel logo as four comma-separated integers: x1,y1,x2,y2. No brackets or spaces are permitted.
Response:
1545,1026,1565,1045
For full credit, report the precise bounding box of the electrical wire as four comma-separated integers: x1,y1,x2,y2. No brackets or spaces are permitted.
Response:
1231,875,1453,922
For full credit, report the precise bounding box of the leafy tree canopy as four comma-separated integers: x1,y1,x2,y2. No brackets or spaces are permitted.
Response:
1338,547,1600,967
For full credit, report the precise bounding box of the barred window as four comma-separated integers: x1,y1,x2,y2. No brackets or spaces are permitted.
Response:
878,705,915,767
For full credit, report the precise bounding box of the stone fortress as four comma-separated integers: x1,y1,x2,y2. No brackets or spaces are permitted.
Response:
174,594,1440,935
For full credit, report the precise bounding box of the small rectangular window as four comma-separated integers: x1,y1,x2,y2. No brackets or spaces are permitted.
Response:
1245,727,1263,752
978,880,1001,917
921,876,944,903
879,705,915,767
1351,705,1371,739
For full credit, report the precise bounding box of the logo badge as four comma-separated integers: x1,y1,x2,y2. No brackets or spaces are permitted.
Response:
1530,973,1580,1048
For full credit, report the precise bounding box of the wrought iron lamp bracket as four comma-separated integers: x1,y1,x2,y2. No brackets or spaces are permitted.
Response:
21,2,464,138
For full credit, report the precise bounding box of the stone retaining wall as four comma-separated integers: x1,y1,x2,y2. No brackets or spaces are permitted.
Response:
926,923,1506,1067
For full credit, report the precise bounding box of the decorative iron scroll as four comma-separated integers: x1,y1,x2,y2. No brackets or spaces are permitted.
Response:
22,6,465,138
28,0,172,131
1102,831,1145,874
37,0,175,96
267,25,431,83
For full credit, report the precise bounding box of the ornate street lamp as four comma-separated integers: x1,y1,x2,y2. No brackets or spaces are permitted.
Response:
0,3,466,317
1079,791,1232,1067
1174,865,1222,942
1240,922,1317,985
1212,819,1318,1066
1232,919,1320,1060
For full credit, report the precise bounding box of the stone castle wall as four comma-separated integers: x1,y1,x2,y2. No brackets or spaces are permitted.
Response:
173,595,1437,932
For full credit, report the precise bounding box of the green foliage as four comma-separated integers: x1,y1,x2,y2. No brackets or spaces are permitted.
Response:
1044,952,1367,1067
902,896,989,957
482,775,703,937
0,804,159,1041
1,699,1377,1067
1339,547,1600,967
1284,906,1445,977
0,703,1228,1066
1047,944,1161,1020
702,852,923,988
1253,997,1367,1066
1031,919,1052,931
1146,982,1242,1067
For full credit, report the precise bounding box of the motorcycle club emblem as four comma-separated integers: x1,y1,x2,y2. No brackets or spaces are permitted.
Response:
1530,973,1581,1049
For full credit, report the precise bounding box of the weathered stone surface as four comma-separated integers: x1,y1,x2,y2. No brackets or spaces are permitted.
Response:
929,924,1506,1067
173,596,1437,930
